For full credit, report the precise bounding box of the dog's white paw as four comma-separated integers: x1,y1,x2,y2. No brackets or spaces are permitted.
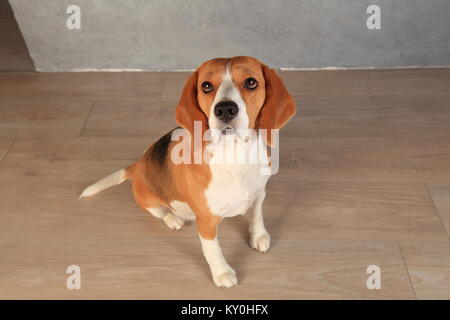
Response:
163,213,184,231
213,268,238,288
250,233,271,253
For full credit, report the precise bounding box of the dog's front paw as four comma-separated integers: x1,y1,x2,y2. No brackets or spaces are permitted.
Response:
213,268,237,288
163,213,184,231
250,233,271,253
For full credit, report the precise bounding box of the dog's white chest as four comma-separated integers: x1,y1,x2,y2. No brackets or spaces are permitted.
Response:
204,135,270,218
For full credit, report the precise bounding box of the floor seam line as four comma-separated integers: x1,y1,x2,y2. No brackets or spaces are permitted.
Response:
425,183,450,242
397,242,418,300
0,137,17,168
78,102,96,137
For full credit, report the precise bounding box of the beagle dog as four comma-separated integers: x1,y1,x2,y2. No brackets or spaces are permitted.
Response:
80,56,296,288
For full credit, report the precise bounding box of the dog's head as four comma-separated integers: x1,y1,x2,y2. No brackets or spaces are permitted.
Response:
175,56,296,144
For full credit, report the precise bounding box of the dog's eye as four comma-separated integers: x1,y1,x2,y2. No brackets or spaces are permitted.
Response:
243,77,258,90
201,81,214,93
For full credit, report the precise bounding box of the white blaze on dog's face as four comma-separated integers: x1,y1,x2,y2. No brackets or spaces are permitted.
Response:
195,57,266,134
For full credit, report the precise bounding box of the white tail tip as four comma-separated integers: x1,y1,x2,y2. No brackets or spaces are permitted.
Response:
79,169,126,199
79,185,98,199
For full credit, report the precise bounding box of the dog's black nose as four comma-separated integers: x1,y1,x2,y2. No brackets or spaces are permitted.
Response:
214,101,239,123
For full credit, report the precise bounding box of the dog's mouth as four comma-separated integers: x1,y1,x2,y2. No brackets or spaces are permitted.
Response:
221,126,234,135
209,126,251,143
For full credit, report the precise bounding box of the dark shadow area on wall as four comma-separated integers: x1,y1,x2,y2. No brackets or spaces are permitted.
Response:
0,0,34,71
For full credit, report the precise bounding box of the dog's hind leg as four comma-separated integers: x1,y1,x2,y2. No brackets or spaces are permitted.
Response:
147,206,184,231
132,177,184,231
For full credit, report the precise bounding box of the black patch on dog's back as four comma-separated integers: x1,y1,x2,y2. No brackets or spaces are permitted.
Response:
150,127,178,166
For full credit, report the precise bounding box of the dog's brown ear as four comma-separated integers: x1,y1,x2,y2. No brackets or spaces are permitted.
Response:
175,71,208,136
256,64,296,146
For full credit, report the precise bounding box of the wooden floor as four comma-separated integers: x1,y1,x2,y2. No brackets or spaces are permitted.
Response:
0,69,450,299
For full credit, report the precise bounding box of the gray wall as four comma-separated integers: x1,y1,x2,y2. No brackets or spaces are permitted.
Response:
10,0,450,71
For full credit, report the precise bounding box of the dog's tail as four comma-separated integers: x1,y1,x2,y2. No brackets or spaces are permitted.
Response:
79,166,133,199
